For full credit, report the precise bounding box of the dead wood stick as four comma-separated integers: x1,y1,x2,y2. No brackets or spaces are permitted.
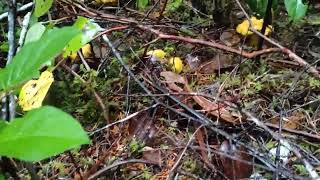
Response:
88,159,157,180
138,25,281,59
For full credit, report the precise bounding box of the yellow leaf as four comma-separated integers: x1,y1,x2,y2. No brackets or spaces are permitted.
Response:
147,49,166,62
18,71,54,111
236,16,273,36
169,57,184,74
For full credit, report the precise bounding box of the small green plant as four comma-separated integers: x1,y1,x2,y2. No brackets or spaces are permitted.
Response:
0,42,8,52
137,0,148,9
136,0,183,12
182,157,197,173
293,164,309,176
246,0,308,22
309,77,320,89
0,0,91,165
51,161,67,177
0,1,7,14
166,0,183,13
142,169,152,179
246,0,278,17
129,138,145,155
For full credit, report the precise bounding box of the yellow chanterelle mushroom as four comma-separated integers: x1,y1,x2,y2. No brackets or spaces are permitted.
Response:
169,57,184,74
236,16,273,36
147,49,166,63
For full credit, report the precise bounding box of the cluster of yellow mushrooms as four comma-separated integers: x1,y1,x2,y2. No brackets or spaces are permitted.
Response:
67,16,271,75
236,16,273,36
147,49,184,74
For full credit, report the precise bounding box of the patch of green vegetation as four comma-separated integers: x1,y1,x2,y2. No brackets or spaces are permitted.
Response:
49,76,98,122
79,157,95,167
41,160,68,177
213,59,320,101
241,73,264,97
309,77,320,89
168,121,179,135
219,72,241,89
142,168,153,180
293,164,309,176
129,138,145,156
0,1,7,14
48,60,123,124
164,43,175,55
0,42,8,52
164,1,210,25
182,157,198,173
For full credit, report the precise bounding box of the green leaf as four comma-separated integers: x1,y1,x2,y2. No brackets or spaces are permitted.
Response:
0,121,8,131
0,42,8,52
293,164,309,175
0,106,90,162
29,15,39,27
0,174,4,180
284,0,308,22
73,16,89,30
0,26,80,91
246,0,267,16
166,0,183,12
63,17,103,57
34,0,53,17
137,0,148,9
81,20,103,43
24,22,46,44
246,0,278,17
63,34,82,57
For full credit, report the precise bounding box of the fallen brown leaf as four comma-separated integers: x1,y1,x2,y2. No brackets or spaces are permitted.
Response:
161,71,242,123
198,54,237,74
220,30,241,47
142,147,162,167
270,111,305,130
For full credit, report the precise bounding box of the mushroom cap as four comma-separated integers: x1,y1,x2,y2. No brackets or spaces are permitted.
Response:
236,16,273,36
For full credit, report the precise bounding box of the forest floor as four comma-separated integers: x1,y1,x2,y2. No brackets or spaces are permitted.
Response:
2,0,320,179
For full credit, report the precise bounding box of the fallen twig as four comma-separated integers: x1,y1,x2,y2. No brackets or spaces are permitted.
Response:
244,110,319,179
82,137,121,179
138,25,281,58
0,2,33,21
88,159,158,180
89,103,159,135
266,122,320,140
167,125,203,180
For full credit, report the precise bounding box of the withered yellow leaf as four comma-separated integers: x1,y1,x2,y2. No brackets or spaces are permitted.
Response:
18,71,54,111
